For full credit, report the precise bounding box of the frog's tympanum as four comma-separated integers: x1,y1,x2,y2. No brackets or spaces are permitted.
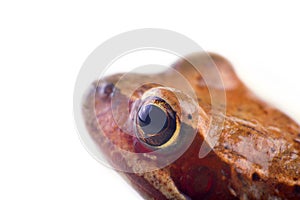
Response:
82,53,300,200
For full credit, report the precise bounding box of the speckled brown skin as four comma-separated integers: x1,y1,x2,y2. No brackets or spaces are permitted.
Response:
82,53,300,200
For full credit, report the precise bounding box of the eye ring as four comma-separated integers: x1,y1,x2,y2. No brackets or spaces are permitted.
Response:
135,97,180,148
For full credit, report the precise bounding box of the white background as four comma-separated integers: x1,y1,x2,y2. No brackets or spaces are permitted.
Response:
1,1,300,200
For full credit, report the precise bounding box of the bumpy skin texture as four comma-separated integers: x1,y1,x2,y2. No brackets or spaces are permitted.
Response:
82,53,300,200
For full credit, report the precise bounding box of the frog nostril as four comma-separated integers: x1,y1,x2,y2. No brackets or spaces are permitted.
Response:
251,172,261,181
96,82,115,99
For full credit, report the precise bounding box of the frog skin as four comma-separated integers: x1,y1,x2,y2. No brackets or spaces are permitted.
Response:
82,53,300,200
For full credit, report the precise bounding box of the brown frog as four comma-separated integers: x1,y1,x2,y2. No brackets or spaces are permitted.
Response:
82,53,300,199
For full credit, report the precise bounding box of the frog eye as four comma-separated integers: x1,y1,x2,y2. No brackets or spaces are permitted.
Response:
135,97,179,147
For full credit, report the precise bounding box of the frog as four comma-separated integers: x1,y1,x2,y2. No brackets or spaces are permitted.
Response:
82,53,300,200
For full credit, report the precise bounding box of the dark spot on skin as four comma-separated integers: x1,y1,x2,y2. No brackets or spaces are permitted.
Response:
197,75,203,81
197,98,202,102
270,147,276,153
188,114,192,120
294,138,300,144
289,131,295,135
252,172,260,181
294,185,300,193
293,177,298,181
298,133,300,137
224,143,229,149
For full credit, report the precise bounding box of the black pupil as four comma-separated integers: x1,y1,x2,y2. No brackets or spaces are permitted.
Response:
137,103,176,146
138,105,168,134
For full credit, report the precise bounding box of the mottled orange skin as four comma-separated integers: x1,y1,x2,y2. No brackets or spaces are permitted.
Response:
82,53,300,199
